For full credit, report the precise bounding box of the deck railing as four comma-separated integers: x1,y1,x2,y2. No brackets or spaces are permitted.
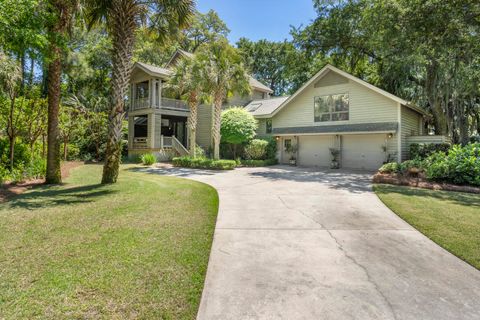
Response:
131,97,188,112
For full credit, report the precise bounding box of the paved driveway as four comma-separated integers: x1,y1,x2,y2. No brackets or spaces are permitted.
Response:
150,165,480,320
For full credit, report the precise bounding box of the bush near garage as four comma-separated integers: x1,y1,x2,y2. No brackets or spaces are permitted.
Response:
172,157,236,170
409,143,451,160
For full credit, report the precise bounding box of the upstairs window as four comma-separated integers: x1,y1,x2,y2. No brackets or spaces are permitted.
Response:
136,81,149,99
314,93,349,122
266,119,272,134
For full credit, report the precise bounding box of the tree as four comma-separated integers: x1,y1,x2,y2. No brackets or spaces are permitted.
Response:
168,57,205,157
86,0,195,184
45,0,79,184
196,39,251,159
20,96,47,154
0,52,22,170
180,10,230,52
220,107,257,159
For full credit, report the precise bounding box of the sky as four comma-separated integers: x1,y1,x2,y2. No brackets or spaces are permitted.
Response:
196,0,317,44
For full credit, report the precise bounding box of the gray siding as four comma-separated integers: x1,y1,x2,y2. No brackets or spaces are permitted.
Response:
401,106,422,160
196,104,213,149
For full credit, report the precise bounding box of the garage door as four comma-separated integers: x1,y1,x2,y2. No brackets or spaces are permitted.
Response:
342,134,385,170
298,135,334,167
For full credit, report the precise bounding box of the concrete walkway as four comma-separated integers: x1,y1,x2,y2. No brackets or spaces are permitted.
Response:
148,165,480,320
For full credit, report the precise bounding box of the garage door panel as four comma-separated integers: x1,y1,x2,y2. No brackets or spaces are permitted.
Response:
342,134,385,170
298,135,334,167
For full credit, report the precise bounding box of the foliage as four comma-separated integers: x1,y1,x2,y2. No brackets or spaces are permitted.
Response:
409,143,451,160
264,136,277,159
221,107,257,145
240,159,278,167
424,144,480,186
194,144,206,158
172,157,236,170
399,159,425,174
140,153,156,166
378,162,400,174
244,139,269,160
0,138,31,168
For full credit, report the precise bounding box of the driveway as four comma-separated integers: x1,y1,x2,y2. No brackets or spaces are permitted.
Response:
150,165,480,320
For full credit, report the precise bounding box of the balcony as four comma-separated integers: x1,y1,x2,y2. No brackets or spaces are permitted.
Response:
131,97,189,112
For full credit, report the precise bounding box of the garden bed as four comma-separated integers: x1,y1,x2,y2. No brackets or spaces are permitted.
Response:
373,172,480,194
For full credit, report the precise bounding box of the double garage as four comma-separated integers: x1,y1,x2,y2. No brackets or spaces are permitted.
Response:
281,134,388,171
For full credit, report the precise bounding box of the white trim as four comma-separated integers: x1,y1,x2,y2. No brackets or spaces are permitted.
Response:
270,64,427,118
397,103,402,162
274,130,396,137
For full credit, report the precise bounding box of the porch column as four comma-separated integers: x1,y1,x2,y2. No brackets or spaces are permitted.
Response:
151,79,156,108
148,113,155,149
128,115,134,149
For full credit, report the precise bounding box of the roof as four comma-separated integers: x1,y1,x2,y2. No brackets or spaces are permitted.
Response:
272,122,399,135
270,64,427,117
245,96,290,117
164,49,273,93
248,76,273,93
134,62,172,78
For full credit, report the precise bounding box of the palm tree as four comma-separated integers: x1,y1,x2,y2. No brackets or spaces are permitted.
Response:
45,0,80,184
167,57,205,157
196,40,251,159
86,0,195,184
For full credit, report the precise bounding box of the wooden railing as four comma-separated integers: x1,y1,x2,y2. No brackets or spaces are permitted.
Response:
132,137,148,149
131,97,189,112
172,136,189,156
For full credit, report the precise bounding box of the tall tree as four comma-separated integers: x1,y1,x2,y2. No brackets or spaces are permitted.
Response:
196,39,250,159
168,57,205,157
86,0,195,184
45,0,79,184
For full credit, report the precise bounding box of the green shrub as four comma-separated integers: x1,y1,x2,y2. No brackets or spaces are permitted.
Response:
0,138,31,168
424,143,480,185
240,159,278,167
140,153,156,166
265,136,278,159
172,157,236,170
25,157,47,179
409,143,451,159
378,162,400,173
194,145,206,158
244,139,269,160
399,158,425,174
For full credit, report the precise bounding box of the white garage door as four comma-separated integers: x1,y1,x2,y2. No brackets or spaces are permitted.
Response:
298,135,334,167
342,134,385,170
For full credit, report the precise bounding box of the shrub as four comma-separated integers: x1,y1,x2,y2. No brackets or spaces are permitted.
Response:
0,138,31,168
409,143,451,159
244,139,269,160
194,144,206,158
172,157,236,170
240,159,278,167
399,158,425,174
25,157,47,179
425,143,480,186
265,136,277,159
378,162,400,174
140,153,156,166
221,107,258,158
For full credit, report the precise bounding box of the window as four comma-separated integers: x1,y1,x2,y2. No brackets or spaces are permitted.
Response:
284,139,291,150
266,119,272,134
136,81,149,99
314,93,349,122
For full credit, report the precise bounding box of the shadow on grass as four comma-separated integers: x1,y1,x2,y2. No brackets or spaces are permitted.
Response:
126,165,219,177
375,184,480,207
5,184,116,210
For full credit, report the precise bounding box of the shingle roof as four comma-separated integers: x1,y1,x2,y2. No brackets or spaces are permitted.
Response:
135,62,172,77
248,76,273,93
245,96,290,117
272,122,398,135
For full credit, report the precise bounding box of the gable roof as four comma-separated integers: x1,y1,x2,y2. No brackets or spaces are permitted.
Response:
245,96,289,117
133,61,172,78
270,64,427,117
164,49,273,93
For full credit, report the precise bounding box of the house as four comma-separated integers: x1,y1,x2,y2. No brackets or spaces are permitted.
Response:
128,51,447,170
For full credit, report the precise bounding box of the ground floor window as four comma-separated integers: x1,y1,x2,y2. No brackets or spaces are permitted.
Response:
134,115,148,137
266,119,272,134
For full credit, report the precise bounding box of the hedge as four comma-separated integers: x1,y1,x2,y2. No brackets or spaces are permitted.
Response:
409,142,451,159
172,157,236,170
240,158,278,167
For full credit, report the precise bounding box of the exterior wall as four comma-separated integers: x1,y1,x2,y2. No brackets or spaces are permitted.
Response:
401,105,423,160
153,114,162,148
256,119,267,136
406,135,452,145
273,77,398,128
228,89,267,107
196,104,213,150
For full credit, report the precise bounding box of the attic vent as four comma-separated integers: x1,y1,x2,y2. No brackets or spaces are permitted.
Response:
247,103,262,112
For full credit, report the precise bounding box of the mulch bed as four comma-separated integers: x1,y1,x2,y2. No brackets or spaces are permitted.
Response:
373,173,480,194
0,161,84,203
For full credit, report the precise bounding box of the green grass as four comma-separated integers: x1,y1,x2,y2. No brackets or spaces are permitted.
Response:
0,164,218,319
374,184,480,270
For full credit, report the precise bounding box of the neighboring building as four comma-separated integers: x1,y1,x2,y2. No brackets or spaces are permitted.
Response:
128,52,446,170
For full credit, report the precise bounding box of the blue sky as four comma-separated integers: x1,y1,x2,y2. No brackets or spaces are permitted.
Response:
196,0,317,43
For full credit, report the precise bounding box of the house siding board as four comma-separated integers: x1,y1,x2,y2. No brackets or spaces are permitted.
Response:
196,104,213,149
401,106,422,160
154,114,162,148
272,122,398,135
273,79,398,128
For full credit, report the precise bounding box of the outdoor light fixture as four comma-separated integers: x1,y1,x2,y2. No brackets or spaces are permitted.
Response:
387,133,393,139
275,136,280,141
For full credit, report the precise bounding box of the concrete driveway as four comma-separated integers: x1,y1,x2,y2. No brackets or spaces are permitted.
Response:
150,165,480,320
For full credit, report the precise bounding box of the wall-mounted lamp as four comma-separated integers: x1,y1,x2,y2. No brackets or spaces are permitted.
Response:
275,136,280,141
387,133,393,139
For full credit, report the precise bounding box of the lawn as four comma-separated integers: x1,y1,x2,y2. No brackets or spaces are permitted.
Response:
0,164,218,319
374,184,480,270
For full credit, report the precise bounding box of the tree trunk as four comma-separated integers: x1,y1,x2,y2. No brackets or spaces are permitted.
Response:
7,97,16,170
212,94,223,160
425,60,448,136
102,0,137,184
188,98,198,157
45,44,62,184
9,137,15,171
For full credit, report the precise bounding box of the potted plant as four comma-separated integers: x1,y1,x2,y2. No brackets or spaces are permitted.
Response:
329,148,340,169
286,143,298,166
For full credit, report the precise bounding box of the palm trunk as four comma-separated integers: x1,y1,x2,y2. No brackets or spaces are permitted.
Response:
102,0,137,184
212,95,222,160
45,44,62,184
188,96,198,157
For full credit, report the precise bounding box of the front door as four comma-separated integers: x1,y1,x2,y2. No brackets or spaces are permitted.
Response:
161,116,187,146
